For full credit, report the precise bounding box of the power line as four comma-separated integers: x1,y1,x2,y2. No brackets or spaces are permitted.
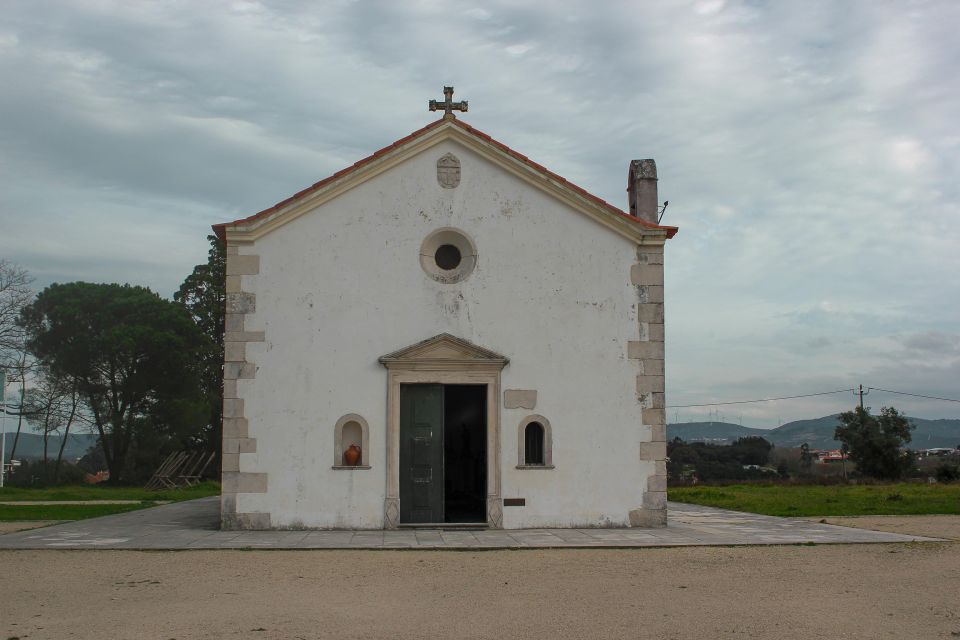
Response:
667,385,960,409
867,387,960,404
666,388,856,409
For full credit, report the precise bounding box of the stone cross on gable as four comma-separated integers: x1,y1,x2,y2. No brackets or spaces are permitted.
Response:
429,86,468,119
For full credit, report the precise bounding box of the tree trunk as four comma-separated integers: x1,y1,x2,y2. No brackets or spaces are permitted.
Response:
41,401,54,483
8,374,25,461
87,393,119,484
54,387,79,484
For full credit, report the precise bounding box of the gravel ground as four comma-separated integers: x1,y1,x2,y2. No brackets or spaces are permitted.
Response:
2,541,958,639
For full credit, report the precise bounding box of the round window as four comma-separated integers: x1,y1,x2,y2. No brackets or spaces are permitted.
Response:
419,228,477,283
434,244,462,270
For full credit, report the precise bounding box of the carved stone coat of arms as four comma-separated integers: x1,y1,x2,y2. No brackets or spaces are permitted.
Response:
436,153,461,189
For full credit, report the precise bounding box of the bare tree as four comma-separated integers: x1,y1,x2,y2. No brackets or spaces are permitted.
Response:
25,367,83,481
0,259,33,356
54,380,85,483
25,376,63,468
1,260,34,464
4,348,34,462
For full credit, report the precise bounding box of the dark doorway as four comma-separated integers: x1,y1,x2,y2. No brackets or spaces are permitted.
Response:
443,385,486,523
398,384,487,525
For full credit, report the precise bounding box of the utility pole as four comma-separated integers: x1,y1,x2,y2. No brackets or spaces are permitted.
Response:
857,384,869,411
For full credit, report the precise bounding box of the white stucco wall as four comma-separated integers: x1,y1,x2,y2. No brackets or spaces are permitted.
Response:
234,139,654,528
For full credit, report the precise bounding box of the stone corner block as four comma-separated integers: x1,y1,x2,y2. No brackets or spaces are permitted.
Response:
637,303,665,323
631,263,664,286
642,408,666,426
649,423,666,442
628,341,664,360
222,417,249,438
224,341,246,362
629,507,667,528
648,323,665,342
224,330,266,343
643,490,668,510
222,452,240,472
647,474,668,493
222,398,244,419
635,246,665,264
640,359,665,376
639,441,667,462
221,512,272,530
225,292,256,314
503,389,537,410
226,254,260,276
224,362,256,381
636,375,665,394
222,471,268,494
224,313,245,333
636,285,665,304
225,275,242,294
224,437,257,454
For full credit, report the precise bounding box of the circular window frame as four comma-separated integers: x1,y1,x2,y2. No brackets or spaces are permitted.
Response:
419,227,478,283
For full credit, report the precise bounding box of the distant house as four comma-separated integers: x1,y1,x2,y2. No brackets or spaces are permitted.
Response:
814,449,848,463
919,447,958,457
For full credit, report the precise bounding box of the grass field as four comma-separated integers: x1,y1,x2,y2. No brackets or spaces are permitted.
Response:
0,481,221,521
669,482,960,516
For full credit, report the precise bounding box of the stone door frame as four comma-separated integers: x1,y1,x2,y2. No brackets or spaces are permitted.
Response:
379,334,508,529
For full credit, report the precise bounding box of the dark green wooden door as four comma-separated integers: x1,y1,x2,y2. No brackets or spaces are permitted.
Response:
399,384,444,523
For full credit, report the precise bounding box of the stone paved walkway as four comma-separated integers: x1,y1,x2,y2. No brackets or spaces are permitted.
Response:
0,497,942,549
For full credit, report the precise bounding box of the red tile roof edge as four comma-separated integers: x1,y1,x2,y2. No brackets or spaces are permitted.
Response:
212,118,678,240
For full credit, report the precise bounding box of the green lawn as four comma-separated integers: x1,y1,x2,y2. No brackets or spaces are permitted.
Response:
669,483,960,517
0,481,220,521
0,503,155,521
0,481,221,503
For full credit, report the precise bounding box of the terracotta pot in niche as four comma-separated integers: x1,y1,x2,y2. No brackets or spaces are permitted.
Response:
343,444,362,466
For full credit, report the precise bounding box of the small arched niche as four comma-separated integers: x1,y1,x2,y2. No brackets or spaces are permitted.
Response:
334,413,371,469
517,415,554,469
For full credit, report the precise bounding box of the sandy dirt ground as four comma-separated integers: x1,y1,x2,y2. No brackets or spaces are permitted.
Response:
0,521,62,534
2,541,959,640
809,515,960,541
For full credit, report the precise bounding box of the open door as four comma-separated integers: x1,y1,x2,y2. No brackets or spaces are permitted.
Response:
399,383,487,524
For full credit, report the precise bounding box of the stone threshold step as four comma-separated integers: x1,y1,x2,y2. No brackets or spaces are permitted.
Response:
398,522,487,530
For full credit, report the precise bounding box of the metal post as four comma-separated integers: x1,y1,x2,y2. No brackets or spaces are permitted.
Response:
1,370,6,488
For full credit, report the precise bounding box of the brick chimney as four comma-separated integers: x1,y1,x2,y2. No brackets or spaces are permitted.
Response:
628,159,658,224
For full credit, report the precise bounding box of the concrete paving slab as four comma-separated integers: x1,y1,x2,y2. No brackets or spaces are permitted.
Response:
0,496,944,550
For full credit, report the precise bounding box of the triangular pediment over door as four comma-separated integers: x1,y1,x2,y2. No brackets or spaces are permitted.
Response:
379,333,509,372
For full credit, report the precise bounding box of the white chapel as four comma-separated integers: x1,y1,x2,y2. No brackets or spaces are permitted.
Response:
213,88,678,530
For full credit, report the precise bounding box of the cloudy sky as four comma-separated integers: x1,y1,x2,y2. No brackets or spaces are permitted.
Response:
1,0,957,427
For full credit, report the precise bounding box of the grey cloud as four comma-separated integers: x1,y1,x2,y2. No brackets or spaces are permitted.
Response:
1,0,957,424
896,331,960,355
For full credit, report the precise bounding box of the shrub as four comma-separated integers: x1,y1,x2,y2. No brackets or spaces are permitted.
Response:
934,463,960,483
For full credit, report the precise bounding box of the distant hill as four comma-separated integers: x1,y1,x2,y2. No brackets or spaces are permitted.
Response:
668,415,960,450
2,432,99,462
666,422,768,443
767,415,845,449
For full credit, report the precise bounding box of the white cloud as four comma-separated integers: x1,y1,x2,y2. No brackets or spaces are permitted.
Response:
889,137,933,173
